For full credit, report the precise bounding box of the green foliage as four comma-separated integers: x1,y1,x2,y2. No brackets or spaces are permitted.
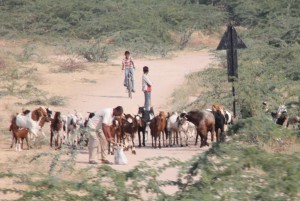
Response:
1,142,300,200
66,42,110,62
172,0,300,118
175,142,300,200
0,0,225,53
0,62,43,97
0,0,300,200
228,116,297,145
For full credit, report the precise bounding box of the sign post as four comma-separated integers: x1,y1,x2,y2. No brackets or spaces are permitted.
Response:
217,23,247,118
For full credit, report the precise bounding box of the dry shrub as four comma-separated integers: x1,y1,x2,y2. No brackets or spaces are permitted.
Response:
57,58,86,73
0,58,6,69
267,136,298,153
48,96,66,106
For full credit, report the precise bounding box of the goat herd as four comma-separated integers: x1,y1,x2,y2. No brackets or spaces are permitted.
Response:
8,103,298,153
8,104,233,153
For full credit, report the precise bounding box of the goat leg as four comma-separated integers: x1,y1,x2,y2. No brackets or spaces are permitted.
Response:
195,132,199,145
132,136,136,155
158,134,161,149
142,128,146,147
26,136,30,150
185,132,188,146
180,131,184,147
138,130,142,147
162,131,165,147
10,135,16,149
50,131,53,147
168,131,172,147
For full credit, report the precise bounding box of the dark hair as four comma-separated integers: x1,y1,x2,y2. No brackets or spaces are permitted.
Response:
143,66,149,73
124,51,130,55
114,106,124,114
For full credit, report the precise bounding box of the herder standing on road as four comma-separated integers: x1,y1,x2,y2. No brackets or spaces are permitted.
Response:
87,106,123,164
122,51,136,92
142,66,152,111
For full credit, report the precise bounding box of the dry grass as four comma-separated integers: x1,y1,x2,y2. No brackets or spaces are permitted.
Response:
56,58,86,73
262,136,299,153
0,58,6,69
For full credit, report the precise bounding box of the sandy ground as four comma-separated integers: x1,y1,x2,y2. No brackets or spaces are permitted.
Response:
0,49,214,199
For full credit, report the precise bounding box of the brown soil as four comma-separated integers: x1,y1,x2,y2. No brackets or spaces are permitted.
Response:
0,44,215,199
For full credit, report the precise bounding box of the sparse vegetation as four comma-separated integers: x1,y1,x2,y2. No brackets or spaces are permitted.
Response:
24,96,67,106
80,78,97,84
47,96,67,106
0,0,225,55
57,58,86,73
0,0,300,200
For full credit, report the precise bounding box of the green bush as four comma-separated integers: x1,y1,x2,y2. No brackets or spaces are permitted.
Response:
0,0,225,53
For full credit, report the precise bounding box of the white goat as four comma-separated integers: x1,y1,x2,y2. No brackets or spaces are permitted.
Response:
224,110,233,132
178,117,196,147
166,112,179,147
15,111,47,143
63,111,84,146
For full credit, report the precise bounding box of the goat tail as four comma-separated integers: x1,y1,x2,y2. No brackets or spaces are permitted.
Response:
10,114,16,120
9,115,19,131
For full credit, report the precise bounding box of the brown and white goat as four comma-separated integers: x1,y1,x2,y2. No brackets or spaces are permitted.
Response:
121,114,142,154
10,119,30,151
50,112,64,150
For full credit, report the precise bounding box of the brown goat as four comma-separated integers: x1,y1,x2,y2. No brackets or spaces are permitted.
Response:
287,116,300,129
50,112,64,150
183,110,215,147
108,117,123,155
211,104,226,142
150,111,167,148
9,120,30,151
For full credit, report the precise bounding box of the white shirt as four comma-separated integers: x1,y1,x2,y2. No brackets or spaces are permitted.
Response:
87,108,114,130
142,74,152,92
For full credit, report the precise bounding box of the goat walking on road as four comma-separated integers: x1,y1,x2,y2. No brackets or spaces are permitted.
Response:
178,116,196,147
9,121,30,151
166,112,179,147
150,111,167,149
10,107,52,149
121,114,142,154
50,112,64,150
137,107,154,147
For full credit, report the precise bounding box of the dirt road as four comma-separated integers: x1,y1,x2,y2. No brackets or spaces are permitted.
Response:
0,49,213,199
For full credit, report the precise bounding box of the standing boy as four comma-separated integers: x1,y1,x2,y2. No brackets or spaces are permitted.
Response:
142,66,152,111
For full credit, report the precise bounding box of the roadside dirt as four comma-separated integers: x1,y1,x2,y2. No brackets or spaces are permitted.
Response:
0,48,214,200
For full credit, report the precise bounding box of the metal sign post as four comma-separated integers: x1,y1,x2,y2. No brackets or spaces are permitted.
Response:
217,23,247,118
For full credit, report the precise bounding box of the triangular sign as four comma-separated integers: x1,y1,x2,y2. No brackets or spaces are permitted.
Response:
217,25,247,50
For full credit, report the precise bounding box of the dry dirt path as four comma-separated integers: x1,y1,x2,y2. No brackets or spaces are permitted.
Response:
71,50,214,168
67,50,213,114
0,49,214,199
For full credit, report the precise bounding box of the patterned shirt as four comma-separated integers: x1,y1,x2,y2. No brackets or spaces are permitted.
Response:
122,57,134,68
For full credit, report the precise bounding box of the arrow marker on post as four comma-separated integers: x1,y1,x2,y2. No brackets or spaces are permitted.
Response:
216,24,247,118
